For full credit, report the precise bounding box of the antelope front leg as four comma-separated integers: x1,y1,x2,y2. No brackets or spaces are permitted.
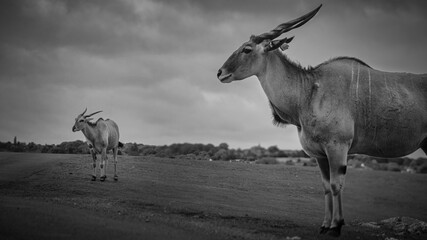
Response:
113,147,118,181
316,156,332,234
90,148,97,181
325,144,349,237
100,148,107,181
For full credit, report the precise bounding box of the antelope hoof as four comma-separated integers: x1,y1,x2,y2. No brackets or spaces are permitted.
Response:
114,175,118,181
327,227,341,237
100,176,106,182
91,176,96,181
327,220,345,237
319,226,329,234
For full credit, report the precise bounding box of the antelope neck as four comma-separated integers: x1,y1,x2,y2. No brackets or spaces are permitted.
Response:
82,124,97,142
256,51,314,126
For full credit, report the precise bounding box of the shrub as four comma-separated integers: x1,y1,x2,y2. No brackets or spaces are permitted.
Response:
417,164,427,174
387,162,402,172
255,157,279,165
372,163,388,171
303,161,317,167
349,159,363,168
285,159,295,166
303,158,318,167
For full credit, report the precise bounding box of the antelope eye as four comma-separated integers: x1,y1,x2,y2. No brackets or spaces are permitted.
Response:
242,46,252,54
79,119,84,122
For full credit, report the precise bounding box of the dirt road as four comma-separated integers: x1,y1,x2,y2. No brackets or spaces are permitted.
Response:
1,152,426,240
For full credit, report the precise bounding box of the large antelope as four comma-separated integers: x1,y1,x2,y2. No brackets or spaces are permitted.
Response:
217,4,427,237
72,108,123,182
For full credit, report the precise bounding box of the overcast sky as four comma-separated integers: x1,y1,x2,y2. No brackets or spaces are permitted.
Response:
1,0,427,156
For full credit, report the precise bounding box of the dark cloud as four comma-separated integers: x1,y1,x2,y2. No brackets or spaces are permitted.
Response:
0,0,143,53
0,0,426,157
156,0,316,16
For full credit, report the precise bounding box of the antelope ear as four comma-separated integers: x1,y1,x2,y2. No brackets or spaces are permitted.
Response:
85,118,93,122
266,36,294,52
279,43,289,51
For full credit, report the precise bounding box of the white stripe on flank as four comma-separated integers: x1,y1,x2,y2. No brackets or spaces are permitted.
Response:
356,64,360,100
368,69,372,127
384,73,389,92
368,69,372,106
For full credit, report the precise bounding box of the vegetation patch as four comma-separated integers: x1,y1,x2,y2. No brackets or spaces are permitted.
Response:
1,138,426,173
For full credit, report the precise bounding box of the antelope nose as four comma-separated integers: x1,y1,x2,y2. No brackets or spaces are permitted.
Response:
217,69,222,78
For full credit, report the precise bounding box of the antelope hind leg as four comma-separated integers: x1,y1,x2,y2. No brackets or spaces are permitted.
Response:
316,156,333,234
113,147,118,181
325,144,349,237
100,148,107,181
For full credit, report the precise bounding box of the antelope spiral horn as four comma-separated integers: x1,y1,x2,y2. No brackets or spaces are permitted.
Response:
84,110,103,118
251,4,322,44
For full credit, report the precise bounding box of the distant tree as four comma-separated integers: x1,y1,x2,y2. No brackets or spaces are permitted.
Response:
268,145,279,153
204,144,215,154
277,150,288,157
77,143,90,154
41,144,52,153
213,148,228,161
219,143,229,150
11,142,26,152
51,145,65,154
128,143,139,156
196,151,210,160
139,145,157,156
250,145,266,157
267,145,280,157
180,143,193,155
0,141,12,151
27,142,39,152
244,151,257,161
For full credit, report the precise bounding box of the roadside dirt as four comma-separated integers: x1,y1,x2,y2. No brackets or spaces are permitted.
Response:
0,152,426,240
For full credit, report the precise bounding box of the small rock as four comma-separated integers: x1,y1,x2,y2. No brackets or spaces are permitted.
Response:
381,217,401,225
408,220,427,234
379,217,427,235
392,223,406,233
361,222,380,229
285,237,301,240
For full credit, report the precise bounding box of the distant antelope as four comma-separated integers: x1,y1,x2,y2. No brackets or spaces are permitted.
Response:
217,4,427,237
72,108,123,181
